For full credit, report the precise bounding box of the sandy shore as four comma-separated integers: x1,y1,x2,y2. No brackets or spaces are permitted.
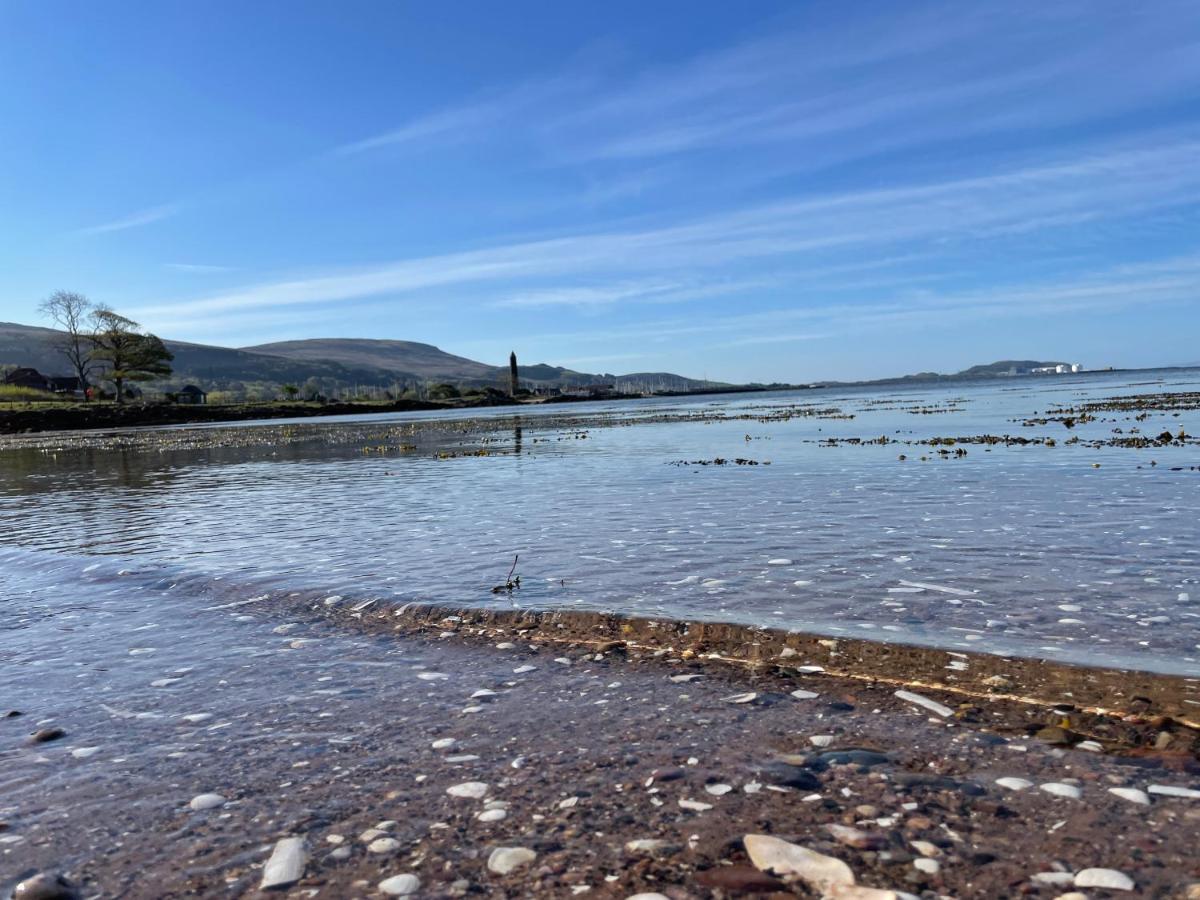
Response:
4,592,1199,899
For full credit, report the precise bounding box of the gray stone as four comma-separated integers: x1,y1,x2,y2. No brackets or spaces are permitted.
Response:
378,873,421,895
1074,868,1135,890
260,837,307,890
487,846,537,875
13,872,81,900
743,834,855,888
188,793,227,811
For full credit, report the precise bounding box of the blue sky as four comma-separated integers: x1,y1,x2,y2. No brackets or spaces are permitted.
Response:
2,1,1199,382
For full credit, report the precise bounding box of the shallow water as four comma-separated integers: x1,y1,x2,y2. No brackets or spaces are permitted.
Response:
2,370,1198,675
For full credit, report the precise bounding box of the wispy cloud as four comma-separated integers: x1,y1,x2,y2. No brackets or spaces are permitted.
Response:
76,204,178,235
131,135,1200,327
164,262,235,273
334,75,591,155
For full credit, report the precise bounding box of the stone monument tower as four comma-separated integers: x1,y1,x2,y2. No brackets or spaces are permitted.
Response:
509,351,519,396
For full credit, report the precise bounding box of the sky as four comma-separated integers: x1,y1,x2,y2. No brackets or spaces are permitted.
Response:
2,1,1199,383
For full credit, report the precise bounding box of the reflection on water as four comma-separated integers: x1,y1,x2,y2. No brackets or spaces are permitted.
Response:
2,371,1198,674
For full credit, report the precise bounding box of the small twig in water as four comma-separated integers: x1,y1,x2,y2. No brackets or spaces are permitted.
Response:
490,554,521,593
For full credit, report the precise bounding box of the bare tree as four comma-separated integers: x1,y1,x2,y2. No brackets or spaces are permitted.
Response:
89,307,174,404
38,290,95,398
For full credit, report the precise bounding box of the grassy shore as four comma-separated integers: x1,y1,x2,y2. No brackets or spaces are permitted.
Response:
0,395,525,434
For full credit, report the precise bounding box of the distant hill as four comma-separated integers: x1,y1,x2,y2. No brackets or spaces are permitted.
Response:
0,322,714,395
0,322,410,388
244,338,496,382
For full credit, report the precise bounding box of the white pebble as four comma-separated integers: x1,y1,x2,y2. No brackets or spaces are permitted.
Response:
1108,787,1150,805
446,781,489,799
1074,867,1135,890
995,777,1034,791
1148,784,1200,799
189,793,226,811
1040,783,1083,799
260,837,307,890
368,837,402,854
378,874,421,896
487,846,537,874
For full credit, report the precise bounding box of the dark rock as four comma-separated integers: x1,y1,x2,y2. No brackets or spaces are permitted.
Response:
1036,725,1078,746
649,766,686,783
694,865,786,893
30,728,65,744
760,762,821,790
806,748,891,770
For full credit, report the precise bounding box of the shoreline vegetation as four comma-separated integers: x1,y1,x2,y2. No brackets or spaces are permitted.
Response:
0,385,796,435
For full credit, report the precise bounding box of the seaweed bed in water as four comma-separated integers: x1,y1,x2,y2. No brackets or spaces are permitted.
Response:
3,588,1199,899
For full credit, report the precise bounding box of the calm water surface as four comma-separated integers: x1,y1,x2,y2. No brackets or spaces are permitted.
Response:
2,371,1198,674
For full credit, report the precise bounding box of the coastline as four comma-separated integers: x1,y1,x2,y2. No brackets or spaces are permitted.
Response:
4,584,1198,899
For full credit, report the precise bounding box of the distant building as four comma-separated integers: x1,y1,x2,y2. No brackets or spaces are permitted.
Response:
3,368,82,395
1031,364,1083,375
3,367,51,390
176,385,208,405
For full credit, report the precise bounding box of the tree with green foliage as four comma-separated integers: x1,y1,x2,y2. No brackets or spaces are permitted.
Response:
89,307,174,404
38,290,95,398
281,384,300,401
428,382,461,400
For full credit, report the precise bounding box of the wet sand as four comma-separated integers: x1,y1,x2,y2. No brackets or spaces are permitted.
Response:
3,590,1199,899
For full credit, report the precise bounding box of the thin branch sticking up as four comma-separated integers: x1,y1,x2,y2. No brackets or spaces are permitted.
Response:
491,554,521,594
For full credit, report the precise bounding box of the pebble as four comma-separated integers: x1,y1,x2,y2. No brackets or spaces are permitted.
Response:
910,840,940,857
723,692,758,704
378,874,421,896
513,665,537,674
810,734,835,748
743,833,855,887
1040,782,1083,799
791,690,820,700
417,671,449,681
1074,868,1134,890
31,728,66,743
1032,872,1077,886
495,642,516,649
368,837,402,854
996,777,1034,791
669,673,704,683
188,793,226,811
914,858,940,874
894,690,954,717
487,846,537,875
625,839,675,856
431,738,459,750
260,837,307,890
70,747,100,759
678,798,713,811
1108,787,1150,805
446,782,489,799
471,689,498,700
1148,784,1200,799
768,558,793,565
12,872,81,900
181,713,212,724
476,808,507,822
826,824,884,850
626,895,671,900
704,783,733,796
